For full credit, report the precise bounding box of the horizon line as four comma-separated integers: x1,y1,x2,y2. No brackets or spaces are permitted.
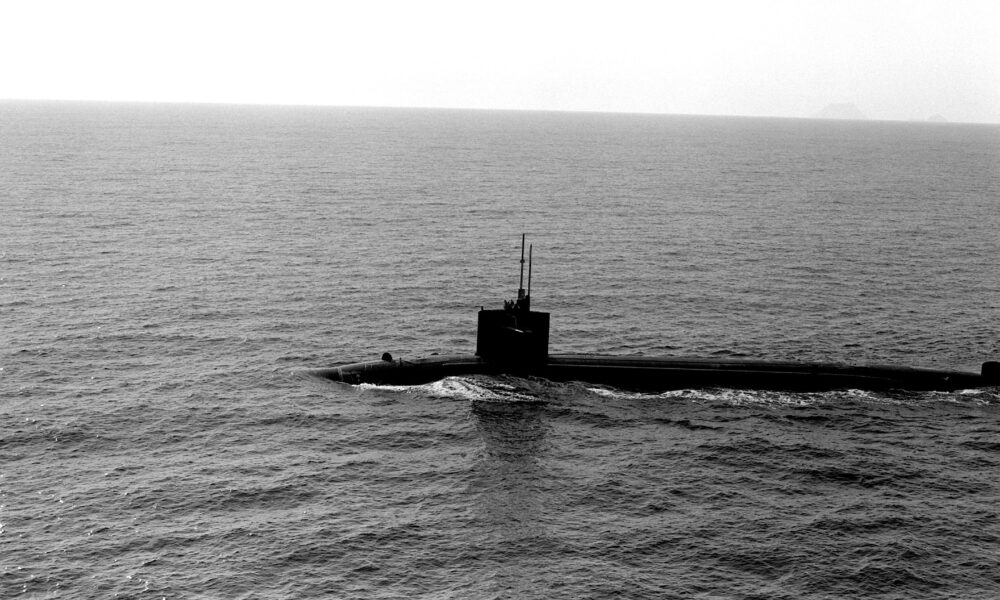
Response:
2,97,998,126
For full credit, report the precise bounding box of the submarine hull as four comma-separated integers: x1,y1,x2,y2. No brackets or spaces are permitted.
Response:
309,237,997,393
309,354,994,392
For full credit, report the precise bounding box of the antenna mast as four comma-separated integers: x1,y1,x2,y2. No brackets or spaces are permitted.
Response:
517,234,526,301
527,244,532,299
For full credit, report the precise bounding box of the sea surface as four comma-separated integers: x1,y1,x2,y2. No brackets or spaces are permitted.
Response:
2,101,999,599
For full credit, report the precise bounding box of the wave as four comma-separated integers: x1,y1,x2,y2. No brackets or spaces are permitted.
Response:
358,374,998,407
358,376,549,404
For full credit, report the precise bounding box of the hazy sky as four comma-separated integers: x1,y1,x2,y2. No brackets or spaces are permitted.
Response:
3,0,998,123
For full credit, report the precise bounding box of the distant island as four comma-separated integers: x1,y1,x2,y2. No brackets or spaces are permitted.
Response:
811,104,956,123
812,103,868,120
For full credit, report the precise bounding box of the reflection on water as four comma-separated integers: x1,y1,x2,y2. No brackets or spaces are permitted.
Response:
468,401,554,541
466,400,566,597
473,400,552,462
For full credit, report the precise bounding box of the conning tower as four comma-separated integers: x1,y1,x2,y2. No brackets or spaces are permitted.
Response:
476,235,550,364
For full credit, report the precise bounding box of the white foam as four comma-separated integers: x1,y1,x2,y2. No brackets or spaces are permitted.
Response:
586,385,882,407
430,377,539,403
356,382,415,393
358,376,540,403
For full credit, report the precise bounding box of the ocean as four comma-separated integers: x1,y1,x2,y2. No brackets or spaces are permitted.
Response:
2,101,999,599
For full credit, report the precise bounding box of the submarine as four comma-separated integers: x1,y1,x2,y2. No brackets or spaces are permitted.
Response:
311,236,1000,393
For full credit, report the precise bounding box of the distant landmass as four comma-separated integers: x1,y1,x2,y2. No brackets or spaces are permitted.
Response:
927,114,948,123
812,103,868,120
